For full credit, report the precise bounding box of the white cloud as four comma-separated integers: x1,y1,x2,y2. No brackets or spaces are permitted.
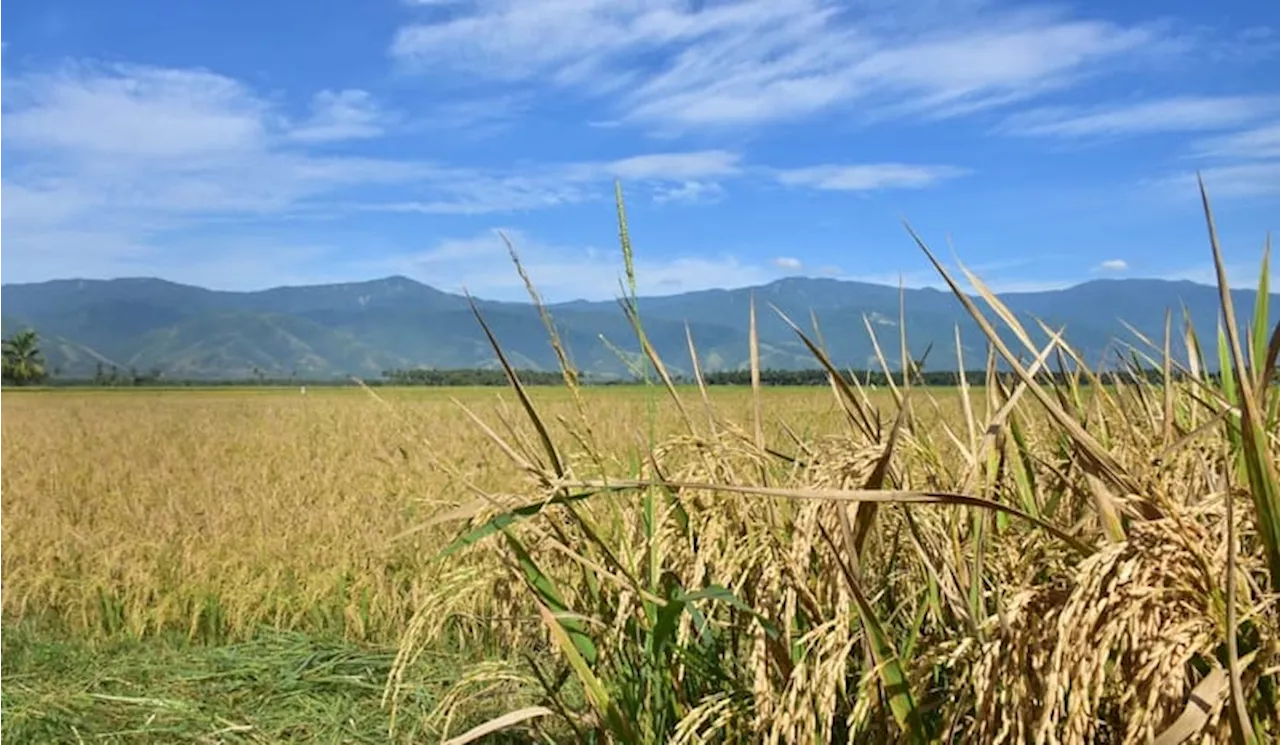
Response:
1157,162,1280,199
0,63,437,285
0,221,358,290
811,267,1075,294
2,62,269,158
0,62,759,284
367,150,742,214
0,226,151,280
1,63,426,221
390,1,1166,128
368,171,595,215
1094,258,1129,272
1158,262,1280,289
595,150,742,180
773,256,803,270
389,229,775,301
776,163,969,191
841,10,1161,120
1001,95,1280,138
0,52,1031,291
287,89,391,143
1191,122,1280,160
652,180,725,205
367,156,963,215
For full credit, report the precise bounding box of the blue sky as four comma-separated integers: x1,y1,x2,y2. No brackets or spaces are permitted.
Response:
2,0,1278,301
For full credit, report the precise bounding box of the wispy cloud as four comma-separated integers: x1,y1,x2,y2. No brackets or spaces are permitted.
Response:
815,267,1075,294
368,150,742,215
1158,261,1280,289
1156,161,1280,199
1190,122,1280,160
1094,258,1129,272
653,181,725,205
390,1,1167,128
416,94,531,137
286,89,392,143
363,152,959,215
2,62,270,158
776,163,969,191
772,256,803,270
389,228,775,301
1208,25,1280,65
0,56,962,285
363,176,589,216
1,63,426,219
592,150,742,180
0,62,432,284
0,62,751,286
1000,95,1280,138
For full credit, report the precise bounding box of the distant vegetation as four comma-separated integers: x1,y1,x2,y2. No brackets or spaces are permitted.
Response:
7,357,1204,388
1,329,48,386
0,328,1211,389
381,367,573,387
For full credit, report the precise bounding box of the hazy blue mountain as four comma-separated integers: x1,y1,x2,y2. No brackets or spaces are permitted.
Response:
2,274,1274,380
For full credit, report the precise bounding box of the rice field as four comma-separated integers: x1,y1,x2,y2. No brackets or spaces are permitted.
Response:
0,385,851,645
3,192,1279,743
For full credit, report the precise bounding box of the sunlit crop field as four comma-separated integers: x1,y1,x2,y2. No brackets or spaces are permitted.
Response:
0,386,859,644
4,352,1277,743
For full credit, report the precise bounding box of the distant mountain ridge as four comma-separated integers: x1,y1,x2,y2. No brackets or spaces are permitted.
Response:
2,274,1275,380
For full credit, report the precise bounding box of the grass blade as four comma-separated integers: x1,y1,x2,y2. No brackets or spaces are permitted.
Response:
533,598,633,740
441,707,554,745
819,523,925,743
466,294,566,482
905,222,1141,498
506,532,598,666
1198,175,1280,594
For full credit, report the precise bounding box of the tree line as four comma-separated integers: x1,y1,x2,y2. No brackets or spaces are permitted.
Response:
382,368,567,386
1,329,1222,389
382,366,1191,387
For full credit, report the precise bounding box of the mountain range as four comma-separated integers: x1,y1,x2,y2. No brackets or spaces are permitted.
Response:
1,275,1275,380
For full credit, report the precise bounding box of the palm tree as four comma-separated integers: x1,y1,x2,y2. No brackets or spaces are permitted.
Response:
0,327,8,386
2,330,49,386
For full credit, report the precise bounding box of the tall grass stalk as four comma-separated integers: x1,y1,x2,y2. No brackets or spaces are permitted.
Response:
394,182,1279,743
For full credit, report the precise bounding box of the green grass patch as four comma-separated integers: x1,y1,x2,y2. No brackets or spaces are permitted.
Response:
0,624,541,744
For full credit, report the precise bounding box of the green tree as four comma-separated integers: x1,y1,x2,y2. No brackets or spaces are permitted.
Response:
2,330,49,386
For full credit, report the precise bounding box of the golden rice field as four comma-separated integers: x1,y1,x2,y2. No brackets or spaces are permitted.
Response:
0,385,851,645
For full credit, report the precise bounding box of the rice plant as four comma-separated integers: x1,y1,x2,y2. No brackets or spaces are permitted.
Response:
395,179,1280,743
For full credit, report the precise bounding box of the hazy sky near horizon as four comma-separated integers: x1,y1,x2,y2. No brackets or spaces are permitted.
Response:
2,0,1278,301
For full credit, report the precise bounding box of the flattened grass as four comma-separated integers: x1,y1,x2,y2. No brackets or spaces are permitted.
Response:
0,623,538,744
